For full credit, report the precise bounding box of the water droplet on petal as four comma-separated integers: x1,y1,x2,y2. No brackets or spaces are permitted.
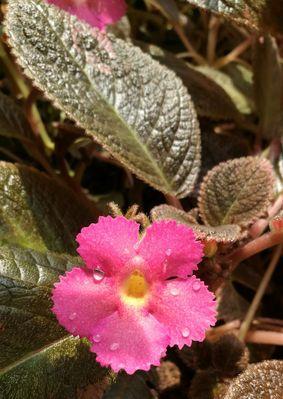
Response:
182,328,190,338
166,248,172,256
193,281,201,292
92,334,101,343
93,268,105,282
69,312,77,320
170,287,179,296
110,342,119,351
84,279,90,285
70,326,77,334
124,248,130,255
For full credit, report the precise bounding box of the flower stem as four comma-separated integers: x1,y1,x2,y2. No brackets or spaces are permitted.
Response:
238,244,282,341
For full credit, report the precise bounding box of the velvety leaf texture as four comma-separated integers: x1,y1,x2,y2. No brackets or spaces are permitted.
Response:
0,161,93,253
138,43,241,121
6,0,201,198
151,204,241,243
198,157,274,227
224,360,283,398
186,0,283,33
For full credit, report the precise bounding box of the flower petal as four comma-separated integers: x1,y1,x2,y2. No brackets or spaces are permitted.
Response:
137,221,203,279
150,276,217,348
76,216,140,275
90,310,170,374
52,267,118,338
46,0,127,30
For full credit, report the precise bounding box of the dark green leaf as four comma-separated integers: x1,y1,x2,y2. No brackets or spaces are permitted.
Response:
0,161,93,253
6,0,201,198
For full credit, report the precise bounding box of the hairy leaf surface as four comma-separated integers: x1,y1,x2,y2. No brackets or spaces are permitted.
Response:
151,204,241,242
138,43,241,121
186,0,283,33
198,157,274,227
0,162,93,253
224,360,283,398
6,0,201,198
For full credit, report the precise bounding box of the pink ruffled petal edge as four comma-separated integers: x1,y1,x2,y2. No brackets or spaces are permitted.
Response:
149,275,217,349
52,267,118,338
76,216,140,275
46,0,127,30
90,310,170,374
137,221,203,280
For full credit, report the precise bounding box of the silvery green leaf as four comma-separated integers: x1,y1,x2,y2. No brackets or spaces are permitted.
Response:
6,0,201,198
185,1,283,33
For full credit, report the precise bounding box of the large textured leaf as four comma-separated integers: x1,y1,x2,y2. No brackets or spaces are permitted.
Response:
0,161,93,253
198,157,274,227
6,0,201,198
253,34,283,139
138,43,242,121
151,204,241,242
224,360,283,399
217,281,249,322
186,0,283,33
0,244,107,398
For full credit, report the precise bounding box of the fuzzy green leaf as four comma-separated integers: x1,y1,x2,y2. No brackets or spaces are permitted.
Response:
151,204,241,242
224,360,283,399
186,1,283,33
0,161,93,253
6,0,201,198
198,157,274,227
253,34,283,139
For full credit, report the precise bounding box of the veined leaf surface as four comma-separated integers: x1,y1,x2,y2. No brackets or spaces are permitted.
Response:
6,0,201,198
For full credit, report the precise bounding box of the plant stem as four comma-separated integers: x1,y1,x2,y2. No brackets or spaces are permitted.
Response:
213,36,252,69
207,15,221,64
228,231,283,266
165,194,183,210
238,245,282,341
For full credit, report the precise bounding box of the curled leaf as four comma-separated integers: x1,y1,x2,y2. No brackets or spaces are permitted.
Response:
151,204,241,243
198,157,274,227
6,0,201,198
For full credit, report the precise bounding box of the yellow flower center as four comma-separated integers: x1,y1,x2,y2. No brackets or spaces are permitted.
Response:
121,265,149,306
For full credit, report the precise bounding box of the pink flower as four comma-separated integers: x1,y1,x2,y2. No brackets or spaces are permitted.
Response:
46,0,127,30
52,217,216,374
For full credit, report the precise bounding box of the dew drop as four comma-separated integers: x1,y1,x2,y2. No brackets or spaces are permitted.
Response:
93,268,105,282
182,328,190,338
69,312,77,320
71,327,77,334
192,281,201,292
110,342,119,351
170,287,179,296
84,279,90,285
166,248,172,257
92,334,101,343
